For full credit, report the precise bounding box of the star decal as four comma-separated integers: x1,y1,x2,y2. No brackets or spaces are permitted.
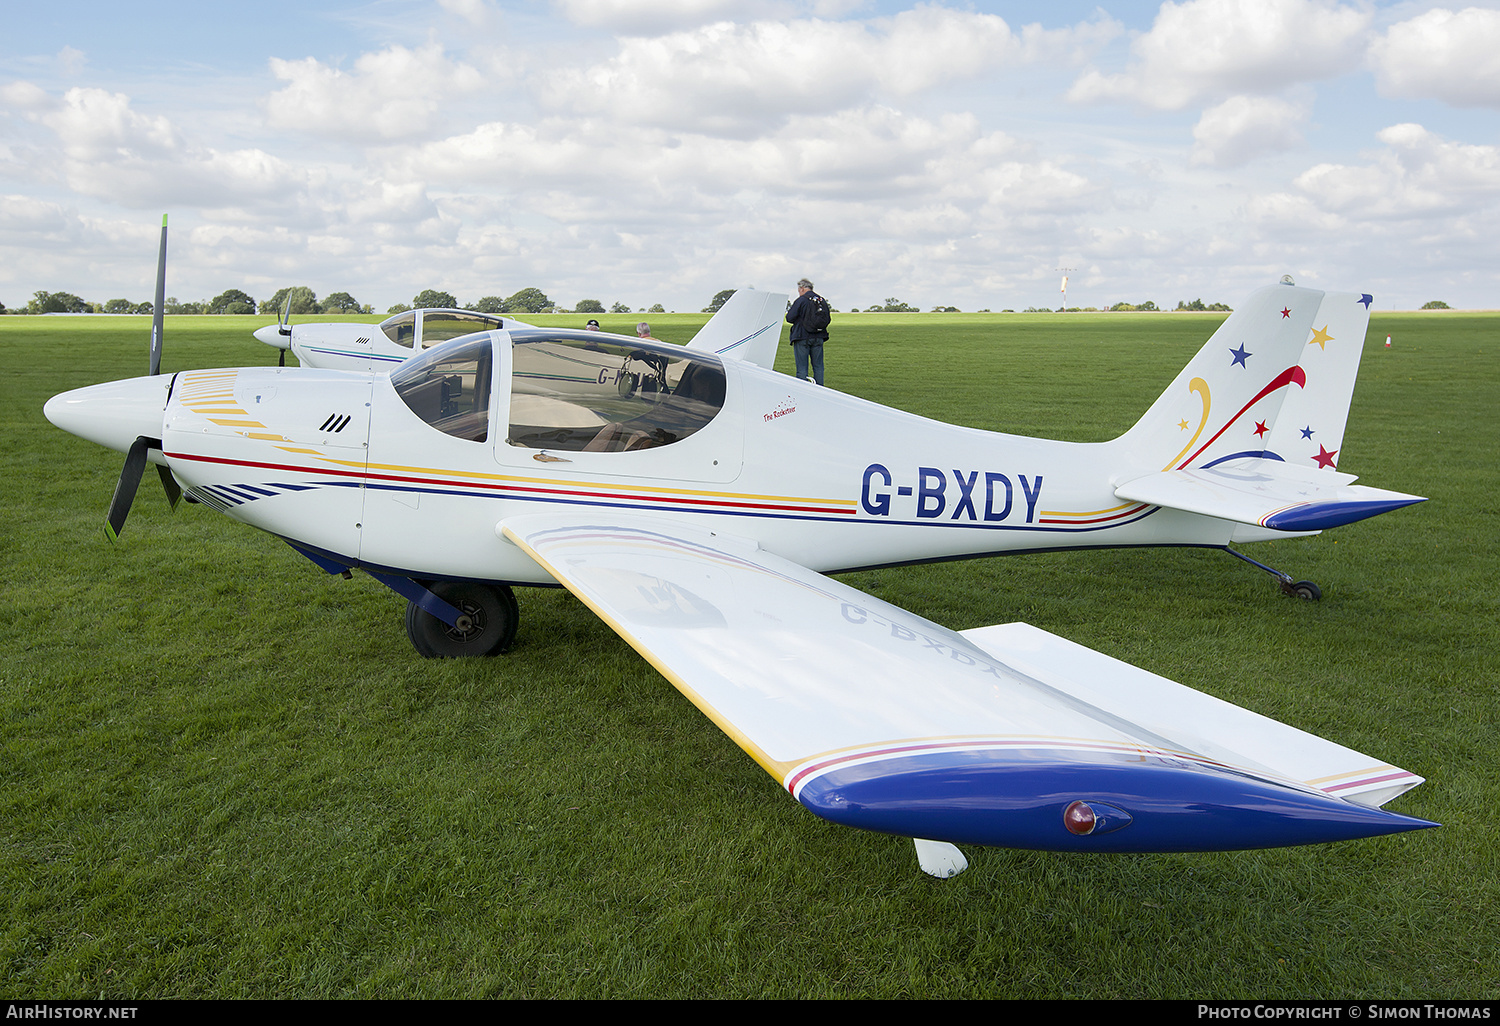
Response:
1312,445,1338,469
1358,294,1373,309
1308,325,1333,349
1177,419,1189,431
1254,420,1268,438
1301,425,1314,439
1281,307,1291,319
1230,344,1251,367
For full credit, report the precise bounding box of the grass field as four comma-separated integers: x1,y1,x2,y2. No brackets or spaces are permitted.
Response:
1,308,1495,998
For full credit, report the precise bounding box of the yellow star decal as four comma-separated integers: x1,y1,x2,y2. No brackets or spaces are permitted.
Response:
1308,325,1333,349
1177,419,1189,430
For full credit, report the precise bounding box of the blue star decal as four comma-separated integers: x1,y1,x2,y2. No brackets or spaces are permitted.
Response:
1358,294,1373,309
1230,344,1251,367
1301,425,1315,439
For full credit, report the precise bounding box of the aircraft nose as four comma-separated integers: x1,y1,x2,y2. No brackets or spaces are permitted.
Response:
254,324,291,349
44,376,173,454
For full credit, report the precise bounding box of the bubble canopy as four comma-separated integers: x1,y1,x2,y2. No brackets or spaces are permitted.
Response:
390,329,728,452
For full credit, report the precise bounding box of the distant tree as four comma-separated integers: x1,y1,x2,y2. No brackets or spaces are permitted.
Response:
132,301,153,315
209,288,257,315
866,298,916,312
610,301,631,314
387,303,413,315
413,289,458,309
103,298,135,314
1206,302,1231,311
575,298,606,313
322,291,362,313
704,289,736,314
1110,301,1158,311
505,288,552,313
648,303,665,313
1421,300,1451,309
28,290,91,314
931,306,960,313
266,286,319,315
470,296,507,313
165,297,205,314
1175,298,1207,311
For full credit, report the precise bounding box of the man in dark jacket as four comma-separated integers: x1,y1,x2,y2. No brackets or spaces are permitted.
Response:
785,277,830,385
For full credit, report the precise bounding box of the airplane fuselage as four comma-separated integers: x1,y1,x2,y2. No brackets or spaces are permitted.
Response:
153,327,1239,587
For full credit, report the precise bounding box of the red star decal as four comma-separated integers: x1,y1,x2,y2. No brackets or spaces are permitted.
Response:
1281,307,1291,318
1312,445,1338,469
1254,420,1268,438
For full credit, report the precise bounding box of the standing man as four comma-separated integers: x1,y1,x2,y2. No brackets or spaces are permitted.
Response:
785,277,831,385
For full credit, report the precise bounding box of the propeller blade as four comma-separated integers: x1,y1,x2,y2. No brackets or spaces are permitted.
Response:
156,463,182,511
278,291,292,336
149,214,167,376
105,436,151,542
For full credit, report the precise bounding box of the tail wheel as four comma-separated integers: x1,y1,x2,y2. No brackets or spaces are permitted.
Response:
404,582,519,658
1291,580,1322,602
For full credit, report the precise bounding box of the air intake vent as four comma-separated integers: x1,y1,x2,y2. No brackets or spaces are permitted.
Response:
319,413,352,433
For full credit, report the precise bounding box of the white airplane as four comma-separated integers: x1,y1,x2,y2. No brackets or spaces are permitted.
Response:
46,252,1434,876
253,304,529,371
253,287,788,373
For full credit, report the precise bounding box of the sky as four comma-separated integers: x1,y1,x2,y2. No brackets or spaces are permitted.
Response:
5,0,1500,313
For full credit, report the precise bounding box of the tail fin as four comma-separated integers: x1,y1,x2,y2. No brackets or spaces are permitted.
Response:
687,288,787,369
1119,284,1373,474
1112,285,1422,534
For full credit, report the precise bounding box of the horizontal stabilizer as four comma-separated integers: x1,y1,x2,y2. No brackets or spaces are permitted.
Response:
1115,457,1425,531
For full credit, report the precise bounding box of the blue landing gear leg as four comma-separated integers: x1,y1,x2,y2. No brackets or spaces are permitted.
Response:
368,572,521,657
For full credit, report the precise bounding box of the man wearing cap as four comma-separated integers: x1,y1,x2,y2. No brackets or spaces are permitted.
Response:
785,277,830,385
584,319,601,331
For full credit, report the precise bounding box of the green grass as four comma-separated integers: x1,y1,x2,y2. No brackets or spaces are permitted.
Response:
1,310,1496,998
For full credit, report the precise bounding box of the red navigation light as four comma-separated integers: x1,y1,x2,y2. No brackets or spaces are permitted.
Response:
1063,800,1097,836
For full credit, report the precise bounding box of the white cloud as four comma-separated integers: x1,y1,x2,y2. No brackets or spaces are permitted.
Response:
554,0,786,33
1190,95,1307,167
1292,122,1500,218
438,0,497,27
1068,0,1369,110
541,9,1027,135
264,42,485,142
1369,6,1500,108
6,84,307,211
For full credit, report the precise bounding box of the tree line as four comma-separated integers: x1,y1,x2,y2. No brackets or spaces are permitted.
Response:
5,286,1250,318
4,286,674,317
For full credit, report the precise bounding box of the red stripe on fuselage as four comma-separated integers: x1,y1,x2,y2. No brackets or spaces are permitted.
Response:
165,450,855,516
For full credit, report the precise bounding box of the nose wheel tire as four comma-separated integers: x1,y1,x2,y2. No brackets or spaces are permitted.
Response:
405,582,519,658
